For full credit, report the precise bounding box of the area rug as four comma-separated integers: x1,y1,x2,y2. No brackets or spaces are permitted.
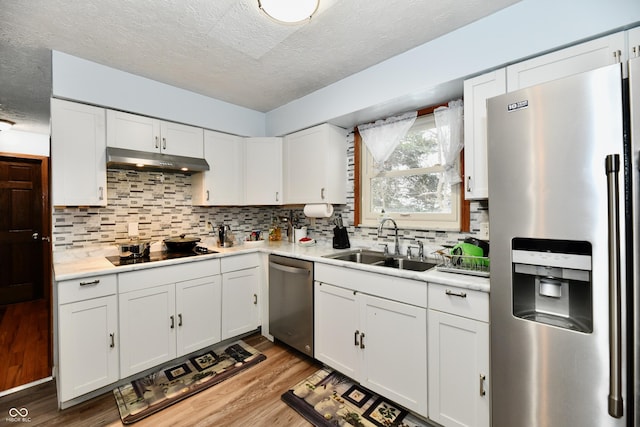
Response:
282,368,429,427
113,340,266,424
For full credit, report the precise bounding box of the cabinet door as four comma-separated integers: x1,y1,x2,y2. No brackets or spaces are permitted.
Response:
192,130,244,206
159,121,204,158
630,26,640,59
284,124,347,204
463,69,506,200
428,310,490,427
176,275,222,356
361,294,428,417
119,284,176,378
51,98,107,206
106,110,160,152
221,268,259,340
507,31,626,90
314,282,360,379
58,295,118,402
245,137,283,205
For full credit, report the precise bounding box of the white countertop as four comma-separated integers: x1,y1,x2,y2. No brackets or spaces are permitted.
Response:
53,240,490,293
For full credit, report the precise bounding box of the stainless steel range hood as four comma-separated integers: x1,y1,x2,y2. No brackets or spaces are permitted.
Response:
106,147,209,172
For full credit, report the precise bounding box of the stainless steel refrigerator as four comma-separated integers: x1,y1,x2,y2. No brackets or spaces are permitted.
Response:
487,58,639,427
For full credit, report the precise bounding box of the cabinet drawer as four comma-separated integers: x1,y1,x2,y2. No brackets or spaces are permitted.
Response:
221,253,260,273
315,263,427,308
428,283,489,322
119,259,220,293
58,274,117,304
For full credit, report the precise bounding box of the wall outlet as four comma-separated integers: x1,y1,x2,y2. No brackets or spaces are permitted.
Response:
128,222,139,238
478,222,490,240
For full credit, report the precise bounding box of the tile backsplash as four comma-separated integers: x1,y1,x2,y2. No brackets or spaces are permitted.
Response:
52,133,488,252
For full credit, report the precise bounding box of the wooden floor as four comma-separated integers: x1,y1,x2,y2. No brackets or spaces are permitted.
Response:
0,335,321,426
0,299,51,391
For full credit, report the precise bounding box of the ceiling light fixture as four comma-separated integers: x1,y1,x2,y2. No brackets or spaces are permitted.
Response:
0,119,15,131
258,0,319,24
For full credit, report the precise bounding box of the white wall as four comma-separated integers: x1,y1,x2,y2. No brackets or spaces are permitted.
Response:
266,0,640,136
52,51,266,137
0,130,50,157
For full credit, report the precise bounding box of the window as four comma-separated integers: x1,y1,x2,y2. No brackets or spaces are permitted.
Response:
360,113,461,230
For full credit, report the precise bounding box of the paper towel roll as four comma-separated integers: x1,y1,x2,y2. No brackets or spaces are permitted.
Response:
303,203,334,218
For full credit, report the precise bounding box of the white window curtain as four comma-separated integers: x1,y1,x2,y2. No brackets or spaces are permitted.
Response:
434,99,464,185
357,111,418,171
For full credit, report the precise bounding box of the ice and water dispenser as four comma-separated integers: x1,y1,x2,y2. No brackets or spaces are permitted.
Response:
511,238,593,333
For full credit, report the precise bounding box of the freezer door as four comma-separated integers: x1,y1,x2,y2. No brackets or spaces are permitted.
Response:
487,64,627,427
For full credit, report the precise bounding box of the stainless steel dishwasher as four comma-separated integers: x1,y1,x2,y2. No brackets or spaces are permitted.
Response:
268,254,314,357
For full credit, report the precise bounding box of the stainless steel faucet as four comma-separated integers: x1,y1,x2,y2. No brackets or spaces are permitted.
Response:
377,217,400,256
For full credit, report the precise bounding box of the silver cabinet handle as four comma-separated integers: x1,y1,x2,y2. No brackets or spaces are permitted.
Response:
360,332,365,349
613,50,622,63
321,187,325,200
467,176,472,193
170,315,175,329
110,333,115,348
162,137,167,150
80,279,100,287
155,136,159,149
32,232,39,240
206,190,210,201
479,374,486,396
269,261,310,275
275,191,279,202
445,289,467,298
253,294,258,305
605,154,623,418
98,186,104,200
354,330,360,346
178,314,183,327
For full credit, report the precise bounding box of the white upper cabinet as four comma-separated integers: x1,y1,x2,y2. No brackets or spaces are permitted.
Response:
245,137,283,205
284,123,347,204
51,98,107,206
192,130,244,206
506,31,626,90
106,110,203,158
629,26,640,59
463,68,506,200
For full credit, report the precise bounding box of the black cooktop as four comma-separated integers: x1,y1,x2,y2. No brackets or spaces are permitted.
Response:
106,246,215,266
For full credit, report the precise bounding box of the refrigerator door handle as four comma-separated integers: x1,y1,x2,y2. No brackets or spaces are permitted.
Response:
605,154,623,418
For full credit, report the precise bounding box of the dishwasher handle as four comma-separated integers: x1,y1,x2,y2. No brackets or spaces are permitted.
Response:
269,261,310,275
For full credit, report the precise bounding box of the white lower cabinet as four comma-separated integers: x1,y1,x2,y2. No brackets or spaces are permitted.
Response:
221,253,261,340
314,275,428,417
57,274,118,403
427,283,490,427
119,284,177,377
176,276,223,356
118,260,221,378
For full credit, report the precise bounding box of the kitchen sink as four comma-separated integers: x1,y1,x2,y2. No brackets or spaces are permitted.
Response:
323,249,436,272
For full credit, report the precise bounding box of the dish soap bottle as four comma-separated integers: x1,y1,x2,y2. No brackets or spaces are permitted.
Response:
269,217,282,241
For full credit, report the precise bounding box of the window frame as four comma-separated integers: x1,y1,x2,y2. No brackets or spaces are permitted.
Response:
354,104,470,231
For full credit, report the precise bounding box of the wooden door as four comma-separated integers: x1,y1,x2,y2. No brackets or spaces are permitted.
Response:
0,155,48,304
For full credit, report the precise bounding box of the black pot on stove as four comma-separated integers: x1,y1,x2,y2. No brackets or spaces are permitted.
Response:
164,234,201,252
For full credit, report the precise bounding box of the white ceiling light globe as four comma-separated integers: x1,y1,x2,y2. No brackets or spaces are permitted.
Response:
258,0,320,24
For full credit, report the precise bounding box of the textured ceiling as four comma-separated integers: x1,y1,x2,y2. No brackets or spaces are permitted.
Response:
0,0,520,134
